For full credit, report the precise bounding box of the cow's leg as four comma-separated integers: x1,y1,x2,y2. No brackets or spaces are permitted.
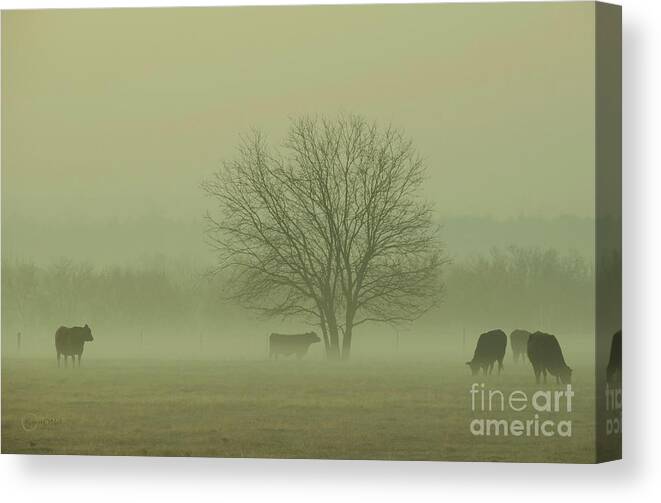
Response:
57,352,61,368
542,369,547,384
533,366,541,384
77,354,82,367
498,358,504,375
64,355,68,368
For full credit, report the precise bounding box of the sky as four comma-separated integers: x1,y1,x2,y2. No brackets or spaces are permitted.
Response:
1,2,596,264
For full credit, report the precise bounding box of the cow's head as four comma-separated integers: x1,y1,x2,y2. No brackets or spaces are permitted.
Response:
83,324,94,342
558,366,572,384
307,331,321,343
466,360,480,376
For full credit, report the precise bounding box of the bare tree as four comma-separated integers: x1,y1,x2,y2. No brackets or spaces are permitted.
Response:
203,115,446,360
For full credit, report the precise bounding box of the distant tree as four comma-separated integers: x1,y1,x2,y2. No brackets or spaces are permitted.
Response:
203,115,447,360
442,246,594,334
1,259,39,334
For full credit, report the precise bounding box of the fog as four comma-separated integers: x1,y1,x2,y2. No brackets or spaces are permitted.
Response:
1,241,596,362
2,4,597,362
0,4,623,464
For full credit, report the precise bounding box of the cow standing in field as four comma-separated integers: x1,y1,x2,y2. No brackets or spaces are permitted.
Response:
55,324,94,368
466,329,507,376
606,330,622,385
510,329,531,363
527,331,572,384
269,332,320,360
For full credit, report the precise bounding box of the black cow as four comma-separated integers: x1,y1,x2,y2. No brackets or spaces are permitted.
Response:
527,331,572,384
510,329,531,363
269,332,320,360
606,330,622,385
55,324,94,367
466,329,507,375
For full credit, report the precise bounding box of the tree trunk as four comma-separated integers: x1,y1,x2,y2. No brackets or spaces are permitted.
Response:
319,315,331,357
326,329,341,360
341,324,353,361
325,308,341,361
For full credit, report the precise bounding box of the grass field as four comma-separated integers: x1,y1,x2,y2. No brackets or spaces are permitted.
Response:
1,357,598,462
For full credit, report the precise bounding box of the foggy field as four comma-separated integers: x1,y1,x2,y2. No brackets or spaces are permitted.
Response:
2,357,597,462
1,3,620,467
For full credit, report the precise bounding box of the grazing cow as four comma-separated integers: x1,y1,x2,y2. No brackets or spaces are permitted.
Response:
527,331,572,384
55,324,94,368
606,330,622,385
269,332,320,360
510,329,531,363
466,329,507,376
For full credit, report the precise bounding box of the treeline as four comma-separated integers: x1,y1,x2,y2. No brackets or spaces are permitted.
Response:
0,257,235,356
1,246,595,356
439,246,595,335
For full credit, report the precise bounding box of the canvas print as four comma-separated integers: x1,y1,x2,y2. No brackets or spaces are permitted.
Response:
1,2,621,462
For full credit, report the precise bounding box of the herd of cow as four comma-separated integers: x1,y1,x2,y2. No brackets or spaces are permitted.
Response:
466,329,572,384
466,328,622,385
52,324,621,385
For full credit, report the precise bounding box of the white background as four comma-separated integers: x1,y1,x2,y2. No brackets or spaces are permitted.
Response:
0,0,657,501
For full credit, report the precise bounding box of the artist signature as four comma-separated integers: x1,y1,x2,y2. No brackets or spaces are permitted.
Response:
21,414,62,432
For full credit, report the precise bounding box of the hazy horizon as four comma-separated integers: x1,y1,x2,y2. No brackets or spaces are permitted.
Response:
1,212,596,267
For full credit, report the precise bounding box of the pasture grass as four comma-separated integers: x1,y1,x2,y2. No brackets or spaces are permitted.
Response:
1,357,597,462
